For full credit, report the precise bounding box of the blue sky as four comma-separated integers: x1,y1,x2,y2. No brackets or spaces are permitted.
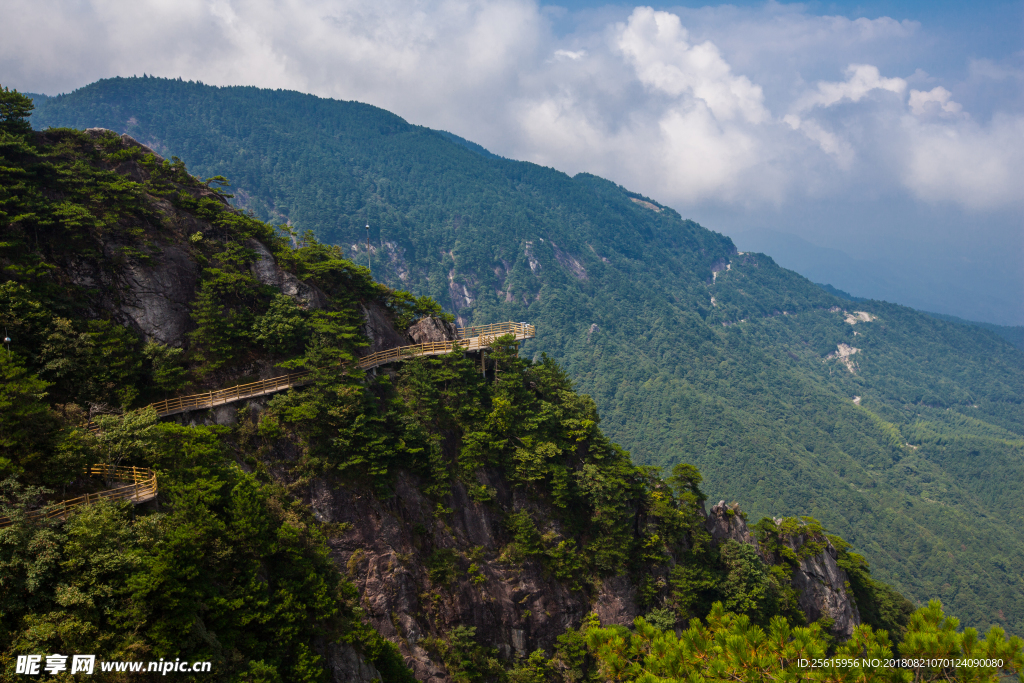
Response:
2,0,1022,323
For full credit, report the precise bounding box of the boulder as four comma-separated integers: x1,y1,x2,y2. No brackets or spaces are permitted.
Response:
407,316,459,344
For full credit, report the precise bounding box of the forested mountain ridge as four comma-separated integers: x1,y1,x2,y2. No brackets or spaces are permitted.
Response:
3,88,1000,682
25,77,1024,638
819,282,1024,352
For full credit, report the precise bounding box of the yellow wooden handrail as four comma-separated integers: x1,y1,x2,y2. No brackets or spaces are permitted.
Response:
148,371,316,417
135,321,535,418
0,465,158,528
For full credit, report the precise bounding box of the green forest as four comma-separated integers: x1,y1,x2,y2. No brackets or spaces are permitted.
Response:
26,77,1024,637
2,85,1022,683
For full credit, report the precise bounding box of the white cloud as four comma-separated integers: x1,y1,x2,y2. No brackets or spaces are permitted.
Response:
908,87,962,116
615,7,768,124
794,64,906,111
903,113,1024,208
553,49,586,60
782,114,854,166
0,0,1020,216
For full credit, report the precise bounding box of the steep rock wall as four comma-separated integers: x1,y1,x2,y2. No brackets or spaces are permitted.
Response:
705,502,861,638
306,470,639,683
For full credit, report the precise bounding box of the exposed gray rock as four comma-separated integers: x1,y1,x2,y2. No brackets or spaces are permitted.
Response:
360,302,408,355
249,239,283,288
247,239,328,310
311,470,613,682
704,502,859,637
705,500,756,546
593,575,640,627
117,245,199,346
511,628,526,657
280,270,329,310
322,642,381,683
785,534,862,638
118,132,164,161
211,405,238,426
407,316,459,344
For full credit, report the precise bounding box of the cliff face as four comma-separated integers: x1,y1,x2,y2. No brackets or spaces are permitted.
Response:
307,470,642,682
704,501,860,637
298,479,861,682
784,533,861,637
56,130,333,352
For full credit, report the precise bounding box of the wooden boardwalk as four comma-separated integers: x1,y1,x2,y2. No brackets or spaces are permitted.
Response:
0,465,157,528
4,323,533,526
147,321,535,418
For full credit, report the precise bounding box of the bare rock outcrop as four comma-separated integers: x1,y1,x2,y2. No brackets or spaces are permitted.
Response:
117,245,200,346
246,239,328,310
406,316,459,344
783,533,862,638
360,302,409,355
705,500,757,546
64,242,200,347
321,643,382,683
593,575,640,627
705,502,860,638
307,471,635,682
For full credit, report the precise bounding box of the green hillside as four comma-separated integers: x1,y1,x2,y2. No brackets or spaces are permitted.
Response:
28,77,1024,636
2,90,954,682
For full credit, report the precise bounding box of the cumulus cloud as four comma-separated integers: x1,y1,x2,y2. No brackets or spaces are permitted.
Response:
616,7,768,124
908,87,963,116
794,64,906,111
0,0,1020,215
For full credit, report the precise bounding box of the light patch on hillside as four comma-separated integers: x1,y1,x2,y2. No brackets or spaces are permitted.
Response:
630,197,662,212
844,311,876,324
826,343,860,373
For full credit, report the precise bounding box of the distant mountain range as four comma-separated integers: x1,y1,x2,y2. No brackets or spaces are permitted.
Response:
817,283,1024,351
730,227,1024,328
27,77,1024,635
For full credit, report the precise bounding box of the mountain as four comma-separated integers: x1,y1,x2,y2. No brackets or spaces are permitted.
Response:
27,77,1024,636
730,227,1024,328
919,311,1024,353
819,282,1024,352
0,93,947,682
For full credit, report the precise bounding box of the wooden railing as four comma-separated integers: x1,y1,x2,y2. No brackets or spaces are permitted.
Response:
0,465,158,528
135,321,535,419
455,321,536,340
359,321,536,371
148,371,315,417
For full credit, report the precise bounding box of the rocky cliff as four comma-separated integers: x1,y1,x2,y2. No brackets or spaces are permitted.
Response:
704,502,861,638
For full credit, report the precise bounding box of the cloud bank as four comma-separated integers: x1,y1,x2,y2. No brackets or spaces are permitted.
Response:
2,0,1022,320
3,0,1018,212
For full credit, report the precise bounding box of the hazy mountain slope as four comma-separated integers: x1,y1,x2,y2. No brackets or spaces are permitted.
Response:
820,282,1024,352
921,311,1024,352
29,77,1024,634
